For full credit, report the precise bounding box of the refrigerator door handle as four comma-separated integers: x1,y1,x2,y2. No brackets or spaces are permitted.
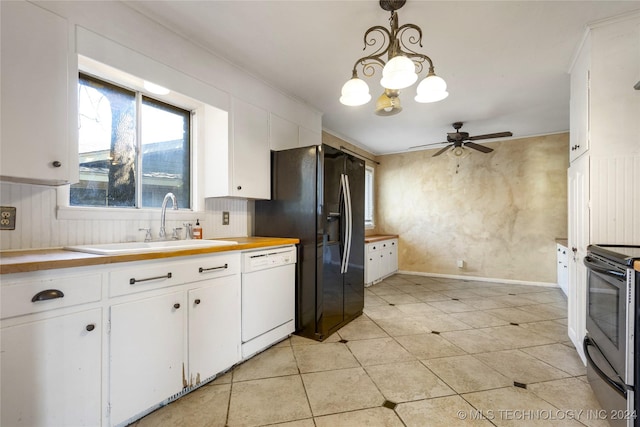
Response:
343,174,353,274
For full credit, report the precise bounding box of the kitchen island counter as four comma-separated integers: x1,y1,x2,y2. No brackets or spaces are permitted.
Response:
0,237,298,274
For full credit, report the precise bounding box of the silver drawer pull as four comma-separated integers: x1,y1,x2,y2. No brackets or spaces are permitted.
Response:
31,289,64,302
199,264,228,273
129,272,172,285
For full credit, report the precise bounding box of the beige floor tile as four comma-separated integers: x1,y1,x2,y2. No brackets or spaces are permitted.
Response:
289,334,322,346
337,318,389,341
440,328,513,353
135,383,230,427
419,313,473,332
366,361,455,402
520,290,567,304
426,299,478,313
380,293,421,305
528,378,608,427
363,304,406,320
423,355,512,393
409,290,451,302
519,320,571,342
314,407,404,427
483,324,556,348
227,375,311,426
485,307,549,324
395,302,445,316
519,303,568,321
232,346,299,382
475,350,571,384
490,294,540,307
459,297,513,310
365,293,388,307
268,419,315,427
391,282,429,293
395,332,467,359
292,342,359,373
374,315,432,336
450,310,510,328
347,337,415,366
439,289,485,299
471,287,517,297
462,386,584,426
521,344,587,377
302,367,384,416
368,284,405,296
396,395,495,427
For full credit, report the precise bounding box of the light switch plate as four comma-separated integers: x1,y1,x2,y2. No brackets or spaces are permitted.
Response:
0,206,16,230
222,211,230,225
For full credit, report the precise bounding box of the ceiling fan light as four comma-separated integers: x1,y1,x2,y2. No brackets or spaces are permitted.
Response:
374,91,402,116
380,56,418,90
447,146,470,160
415,74,449,103
339,77,371,106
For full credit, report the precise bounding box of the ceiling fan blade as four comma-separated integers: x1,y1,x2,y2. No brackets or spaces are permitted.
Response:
432,145,452,157
467,131,512,141
408,141,448,150
464,142,494,153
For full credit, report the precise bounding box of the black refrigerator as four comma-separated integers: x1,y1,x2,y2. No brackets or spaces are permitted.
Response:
255,144,365,341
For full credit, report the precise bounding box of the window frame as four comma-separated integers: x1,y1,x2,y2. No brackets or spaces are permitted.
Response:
364,165,375,229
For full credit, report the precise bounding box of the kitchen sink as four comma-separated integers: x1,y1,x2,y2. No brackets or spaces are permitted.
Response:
64,239,238,255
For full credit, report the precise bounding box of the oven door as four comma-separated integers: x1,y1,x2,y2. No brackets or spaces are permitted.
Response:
584,254,628,376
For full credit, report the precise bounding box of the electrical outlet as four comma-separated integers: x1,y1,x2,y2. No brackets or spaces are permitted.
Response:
222,211,230,225
0,206,16,230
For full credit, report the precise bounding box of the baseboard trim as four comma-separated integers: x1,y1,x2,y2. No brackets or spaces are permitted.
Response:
397,270,558,289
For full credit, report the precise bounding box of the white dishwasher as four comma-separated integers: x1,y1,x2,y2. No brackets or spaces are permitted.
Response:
241,245,296,358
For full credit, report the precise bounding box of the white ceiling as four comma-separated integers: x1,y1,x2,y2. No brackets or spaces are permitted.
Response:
124,1,640,155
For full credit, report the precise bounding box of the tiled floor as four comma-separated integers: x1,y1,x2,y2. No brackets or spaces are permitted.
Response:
132,274,607,427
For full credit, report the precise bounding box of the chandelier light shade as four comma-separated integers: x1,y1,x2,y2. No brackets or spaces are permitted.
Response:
340,76,371,106
339,0,448,115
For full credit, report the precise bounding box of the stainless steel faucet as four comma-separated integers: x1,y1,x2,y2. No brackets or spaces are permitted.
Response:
159,192,178,239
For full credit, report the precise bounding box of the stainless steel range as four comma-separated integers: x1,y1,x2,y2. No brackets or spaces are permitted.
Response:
584,244,640,426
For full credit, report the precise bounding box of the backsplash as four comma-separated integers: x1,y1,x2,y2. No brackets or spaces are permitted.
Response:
0,181,250,250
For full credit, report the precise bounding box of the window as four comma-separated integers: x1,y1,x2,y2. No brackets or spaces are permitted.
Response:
365,166,374,227
72,73,191,209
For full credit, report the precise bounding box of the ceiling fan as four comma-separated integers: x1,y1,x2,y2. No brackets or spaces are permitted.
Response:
411,122,513,157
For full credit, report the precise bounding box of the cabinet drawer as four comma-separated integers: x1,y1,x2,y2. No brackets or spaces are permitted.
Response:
1,274,102,319
109,253,240,297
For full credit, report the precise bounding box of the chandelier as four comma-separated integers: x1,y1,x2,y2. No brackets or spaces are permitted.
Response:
339,0,448,116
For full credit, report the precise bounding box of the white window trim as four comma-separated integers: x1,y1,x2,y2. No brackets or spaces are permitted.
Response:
365,165,375,229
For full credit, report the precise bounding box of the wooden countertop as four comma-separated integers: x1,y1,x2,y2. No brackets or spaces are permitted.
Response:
555,238,568,247
0,237,299,274
365,234,399,243
635,260,640,273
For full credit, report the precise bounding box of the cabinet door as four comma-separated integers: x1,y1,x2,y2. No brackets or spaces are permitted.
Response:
567,155,589,361
110,291,186,426
569,34,590,162
385,240,399,276
365,243,381,285
0,1,72,185
188,276,240,387
1,309,101,427
232,99,270,198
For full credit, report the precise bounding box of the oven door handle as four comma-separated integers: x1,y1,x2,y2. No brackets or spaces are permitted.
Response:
583,336,628,398
583,256,626,279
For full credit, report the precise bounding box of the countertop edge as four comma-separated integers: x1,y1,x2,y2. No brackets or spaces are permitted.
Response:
365,234,399,243
635,260,640,273
0,237,299,274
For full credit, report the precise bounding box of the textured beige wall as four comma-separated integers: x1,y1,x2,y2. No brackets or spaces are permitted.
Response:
376,133,569,283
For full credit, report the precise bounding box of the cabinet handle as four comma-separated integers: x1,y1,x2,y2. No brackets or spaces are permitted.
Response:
199,264,228,273
86,324,95,332
194,299,201,305
173,303,181,309
129,272,172,285
52,160,62,168
237,185,242,190
31,289,64,302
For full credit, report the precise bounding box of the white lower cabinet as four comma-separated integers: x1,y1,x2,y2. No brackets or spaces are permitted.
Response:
365,238,398,286
188,278,241,386
1,308,102,427
110,290,187,426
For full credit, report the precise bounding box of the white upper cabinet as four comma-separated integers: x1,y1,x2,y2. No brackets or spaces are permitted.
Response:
0,1,75,185
270,113,322,150
569,33,590,163
205,98,270,199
